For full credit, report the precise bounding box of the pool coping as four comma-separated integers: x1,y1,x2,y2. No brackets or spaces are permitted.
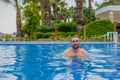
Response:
0,41,116,45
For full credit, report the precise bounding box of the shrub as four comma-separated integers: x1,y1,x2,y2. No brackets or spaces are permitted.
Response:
79,19,114,37
39,25,54,32
57,22,76,32
37,32,54,38
58,32,75,37
38,22,76,33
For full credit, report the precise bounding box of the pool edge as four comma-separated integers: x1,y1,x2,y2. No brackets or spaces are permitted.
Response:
0,41,116,45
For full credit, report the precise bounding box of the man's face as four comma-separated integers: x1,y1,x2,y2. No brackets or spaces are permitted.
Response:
70,38,80,49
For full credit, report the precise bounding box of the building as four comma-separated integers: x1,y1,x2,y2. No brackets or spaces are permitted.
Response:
95,5,120,42
95,5,120,33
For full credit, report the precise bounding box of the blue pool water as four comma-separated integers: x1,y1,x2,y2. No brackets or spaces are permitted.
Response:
0,42,120,80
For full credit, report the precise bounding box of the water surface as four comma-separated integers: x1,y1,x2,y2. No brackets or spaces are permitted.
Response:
0,43,120,80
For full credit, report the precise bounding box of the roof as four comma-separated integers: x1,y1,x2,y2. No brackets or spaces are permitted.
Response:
95,5,120,23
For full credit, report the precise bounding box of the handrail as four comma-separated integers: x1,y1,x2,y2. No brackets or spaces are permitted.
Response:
104,32,118,43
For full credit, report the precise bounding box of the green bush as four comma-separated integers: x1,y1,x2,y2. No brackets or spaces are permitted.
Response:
37,32,53,38
39,25,54,32
57,22,76,32
80,19,114,37
43,32,53,38
37,32,75,39
38,22,76,33
58,32,75,37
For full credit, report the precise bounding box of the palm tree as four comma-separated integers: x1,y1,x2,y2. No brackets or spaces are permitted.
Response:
59,1,68,22
1,0,22,37
88,0,93,23
83,0,93,23
41,0,51,25
23,0,52,26
51,0,62,23
75,0,84,33
68,6,76,22
15,0,22,37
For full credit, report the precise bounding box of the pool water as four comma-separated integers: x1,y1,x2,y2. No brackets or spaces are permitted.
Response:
0,43,120,80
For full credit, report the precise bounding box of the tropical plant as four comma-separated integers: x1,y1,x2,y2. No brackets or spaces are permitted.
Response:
40,0,51,25
88,0,93,23
75,0,84,33
22,1,41,40
83,7,95,24
50,0,62,23
59,1,68,22
68,6,76,22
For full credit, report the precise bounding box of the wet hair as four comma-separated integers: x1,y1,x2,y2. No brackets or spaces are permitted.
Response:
70,35,80,41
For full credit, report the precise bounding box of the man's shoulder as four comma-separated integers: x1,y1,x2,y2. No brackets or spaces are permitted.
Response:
80,48,89,56
80,48,87,52
62,48,71,55
63,48,70,53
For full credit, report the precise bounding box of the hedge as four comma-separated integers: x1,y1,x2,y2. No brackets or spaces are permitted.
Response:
79,19,114,37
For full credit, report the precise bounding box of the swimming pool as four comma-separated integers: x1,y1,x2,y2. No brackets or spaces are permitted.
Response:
0,42,120,80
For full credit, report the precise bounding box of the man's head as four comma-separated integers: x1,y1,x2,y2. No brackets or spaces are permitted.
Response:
70,35,80,49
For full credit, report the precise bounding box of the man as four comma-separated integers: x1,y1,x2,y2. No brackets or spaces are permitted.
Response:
62,35,89,59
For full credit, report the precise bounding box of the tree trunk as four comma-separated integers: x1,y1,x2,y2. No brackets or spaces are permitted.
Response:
76,0,83,34
41,0,51,26
15,0,22,37
55,7,59,22
88,0,92,23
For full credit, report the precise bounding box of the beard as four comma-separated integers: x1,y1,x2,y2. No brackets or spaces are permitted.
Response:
72,44,79,49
